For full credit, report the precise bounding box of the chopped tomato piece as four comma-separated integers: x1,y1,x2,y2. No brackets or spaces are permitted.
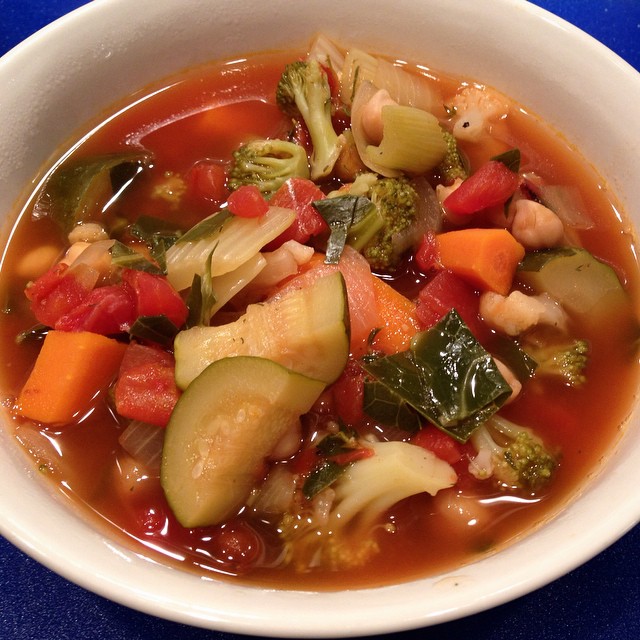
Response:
185,160,229,204
265,178,328,248
290,447,318,476
331,359,366,425
208,519,263,573
412,425,465,465
416,270,489,342
121,268,188,329
55,284,136,334
114,343,181,427
443,160,521,215
226,185,269,218
25,262,99,327
414,231,439,273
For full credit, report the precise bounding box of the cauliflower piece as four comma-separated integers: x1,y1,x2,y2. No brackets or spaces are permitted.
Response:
280,440,456,572
450,86,509,142
480,290,568,336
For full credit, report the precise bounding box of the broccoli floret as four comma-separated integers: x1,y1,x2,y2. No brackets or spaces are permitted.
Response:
228,138,310,197
279,440,457,572
276,59,345,181
525,338,589,388
360,176,419,270
437,129,468,184
469,415,557,490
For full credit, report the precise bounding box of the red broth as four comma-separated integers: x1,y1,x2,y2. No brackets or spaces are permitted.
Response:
1,47,639,590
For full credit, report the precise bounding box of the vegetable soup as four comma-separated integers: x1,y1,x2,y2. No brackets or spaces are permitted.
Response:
1,38,639,590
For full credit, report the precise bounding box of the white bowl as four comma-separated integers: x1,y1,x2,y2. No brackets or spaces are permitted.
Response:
1,0,639,636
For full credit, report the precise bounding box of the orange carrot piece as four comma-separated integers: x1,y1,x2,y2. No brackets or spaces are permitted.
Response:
16,330,127,424
435,228,525,295
370,276,420,354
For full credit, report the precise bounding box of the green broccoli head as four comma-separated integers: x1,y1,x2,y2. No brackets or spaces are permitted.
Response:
469,415,557,490
437,129,468,185
526,339,589,388
361,176,419,270
275,59,344,181
228,138,310,197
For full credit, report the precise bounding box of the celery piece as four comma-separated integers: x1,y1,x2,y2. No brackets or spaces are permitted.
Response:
364,105,447,174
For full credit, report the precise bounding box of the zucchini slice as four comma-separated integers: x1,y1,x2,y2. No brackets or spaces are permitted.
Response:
161,356,325,528
174,271,350,389
517,247,629,318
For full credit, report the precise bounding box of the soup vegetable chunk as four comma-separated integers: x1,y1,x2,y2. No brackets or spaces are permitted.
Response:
1,36,639,590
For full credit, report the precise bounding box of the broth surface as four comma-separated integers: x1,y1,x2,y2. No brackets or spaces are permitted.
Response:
1,47,639,590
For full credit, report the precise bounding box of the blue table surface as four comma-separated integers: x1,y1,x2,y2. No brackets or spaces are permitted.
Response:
1,1,639,639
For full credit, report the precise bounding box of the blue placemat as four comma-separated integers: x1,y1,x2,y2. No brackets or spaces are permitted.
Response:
1,2,639,639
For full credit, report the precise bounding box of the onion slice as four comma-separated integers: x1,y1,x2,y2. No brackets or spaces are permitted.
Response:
118,420,164,473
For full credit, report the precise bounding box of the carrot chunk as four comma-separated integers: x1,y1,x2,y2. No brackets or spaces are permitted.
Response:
16,330,127,424
370,275,420,354
435,228,525,295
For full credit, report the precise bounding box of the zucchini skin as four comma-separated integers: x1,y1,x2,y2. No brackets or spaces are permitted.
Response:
161,356,325,528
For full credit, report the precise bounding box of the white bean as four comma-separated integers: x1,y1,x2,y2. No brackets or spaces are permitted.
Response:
511,199,564,249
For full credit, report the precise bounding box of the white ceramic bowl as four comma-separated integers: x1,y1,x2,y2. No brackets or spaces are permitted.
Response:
1,0,639,636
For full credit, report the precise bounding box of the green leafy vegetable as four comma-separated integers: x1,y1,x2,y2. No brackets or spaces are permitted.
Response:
316,426,358,456
175,209,233,245
303,460,345,499
361,310,512,442
312,194,376,264
110,241,164,274
32,152,153,233
492,148,520,173
128,315,180,347
363,381,422,432
303,425,362,498
127,215,182,272
185,249,217,327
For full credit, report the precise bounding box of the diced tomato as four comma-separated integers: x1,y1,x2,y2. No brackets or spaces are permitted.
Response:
320,62,339,102
121,268,188,329
414,231,439,273
416,270,489,342
54,284,136,334
412,425,465,465
290,447,318,476
25,262,99,327
208,519,263,573
185,160,229,204
331,359,366,425
443,160,521,215
226,184,269,218
135,505,171,537
114,343,181,427
265,178,329,248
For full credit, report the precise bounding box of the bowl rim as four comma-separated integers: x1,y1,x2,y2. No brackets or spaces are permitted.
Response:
1,0,640,636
